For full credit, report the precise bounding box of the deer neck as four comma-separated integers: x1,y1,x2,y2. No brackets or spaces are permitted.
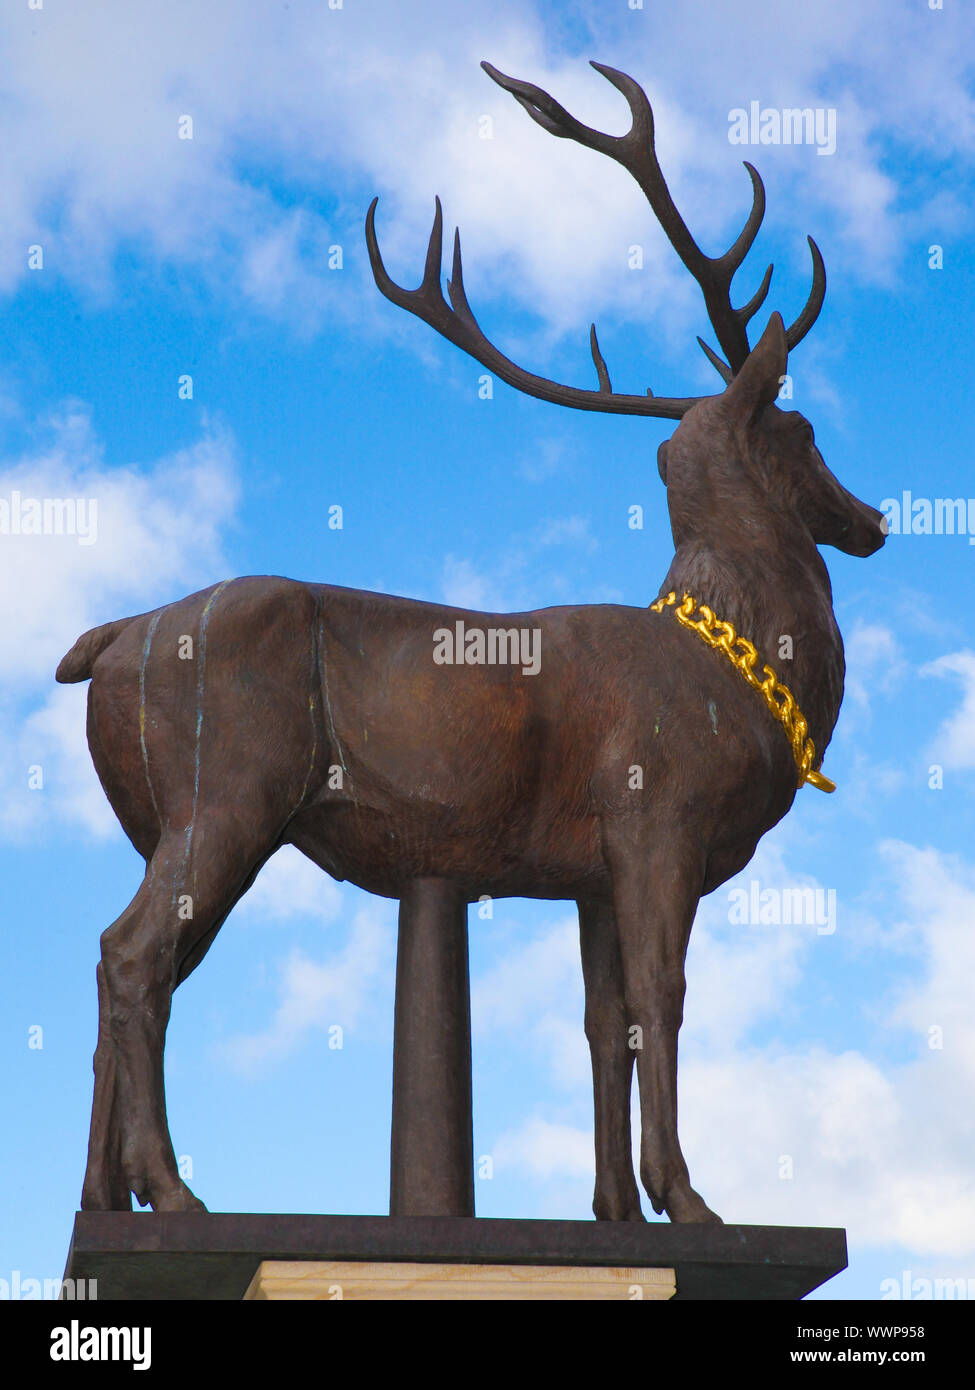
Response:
658,530,845,753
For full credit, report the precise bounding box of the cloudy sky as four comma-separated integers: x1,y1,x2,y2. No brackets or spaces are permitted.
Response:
1,0,974,1302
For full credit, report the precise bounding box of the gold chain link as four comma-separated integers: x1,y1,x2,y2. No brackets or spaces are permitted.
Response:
649,591,835,793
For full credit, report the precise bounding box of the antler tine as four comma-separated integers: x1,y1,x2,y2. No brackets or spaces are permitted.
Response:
736,261,774,325
696,336,733,384
589,324,612,393
480,59,638,153
718,162,766,277
365,195,703,419
484,62,789,376
366,194,452,329
784,236,826,350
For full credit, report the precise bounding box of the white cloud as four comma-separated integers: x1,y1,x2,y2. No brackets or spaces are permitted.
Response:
441,556,501,611
0,0,969,344
493,1116,594,1181
8,684,118,840
681,857,813,1056
234,845,344,925
518,436,573,484
0,405,239,839
535,516,597,552
214,851,398,1078
482,838,975,1257
472,915,587,1088
843,621,906,713
216,895,396,1075
0,406,238,690
440,511,604,613
920,650,975,772
881,840,975,1080
471,842,814,1082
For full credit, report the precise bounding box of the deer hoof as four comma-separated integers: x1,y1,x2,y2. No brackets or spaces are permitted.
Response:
643,1169,722,1223
131,1177,208,1213
665,1186,723,1224
151,1184,208,1214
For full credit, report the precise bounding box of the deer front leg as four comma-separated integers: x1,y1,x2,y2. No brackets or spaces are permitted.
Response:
577,898,643,1221
603,818,721,1224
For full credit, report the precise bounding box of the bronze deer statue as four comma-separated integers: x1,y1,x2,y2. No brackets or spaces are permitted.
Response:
59,61,885,1225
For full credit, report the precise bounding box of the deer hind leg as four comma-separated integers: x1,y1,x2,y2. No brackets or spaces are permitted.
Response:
577,898,643,1221
94,818,271,1213
81,961,131,1211
604,820,722,1224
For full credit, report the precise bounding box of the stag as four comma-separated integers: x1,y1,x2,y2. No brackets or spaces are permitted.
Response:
60,62,884,1225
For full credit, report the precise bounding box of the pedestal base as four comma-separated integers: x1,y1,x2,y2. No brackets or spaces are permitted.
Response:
244,1259,676,1300
63,1213,847,1301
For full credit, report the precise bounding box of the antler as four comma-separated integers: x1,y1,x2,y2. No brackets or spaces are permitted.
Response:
483,61,826,377
366,195,699,420
366,61,827,417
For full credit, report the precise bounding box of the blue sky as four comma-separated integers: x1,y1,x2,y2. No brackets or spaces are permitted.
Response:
1,0,974,1302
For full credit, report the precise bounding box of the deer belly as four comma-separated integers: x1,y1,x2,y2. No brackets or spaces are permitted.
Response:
286,798,606,902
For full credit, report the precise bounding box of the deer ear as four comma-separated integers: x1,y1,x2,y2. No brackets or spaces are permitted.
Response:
657,440,669,484
725,311,788,420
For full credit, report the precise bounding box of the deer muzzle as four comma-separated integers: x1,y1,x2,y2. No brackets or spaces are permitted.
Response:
834,492,887,557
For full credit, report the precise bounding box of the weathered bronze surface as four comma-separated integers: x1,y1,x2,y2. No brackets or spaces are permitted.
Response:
58,63,885,1226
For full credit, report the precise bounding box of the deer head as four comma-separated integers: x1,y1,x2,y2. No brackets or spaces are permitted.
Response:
660,314,886,562
366,61,886,563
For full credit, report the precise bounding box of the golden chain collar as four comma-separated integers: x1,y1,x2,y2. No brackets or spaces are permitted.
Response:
649,590,835,793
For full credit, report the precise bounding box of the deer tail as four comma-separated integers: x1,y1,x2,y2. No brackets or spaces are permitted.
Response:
55,616,139,684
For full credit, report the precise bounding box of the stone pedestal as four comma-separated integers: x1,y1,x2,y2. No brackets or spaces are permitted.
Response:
63,1213,847,1300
